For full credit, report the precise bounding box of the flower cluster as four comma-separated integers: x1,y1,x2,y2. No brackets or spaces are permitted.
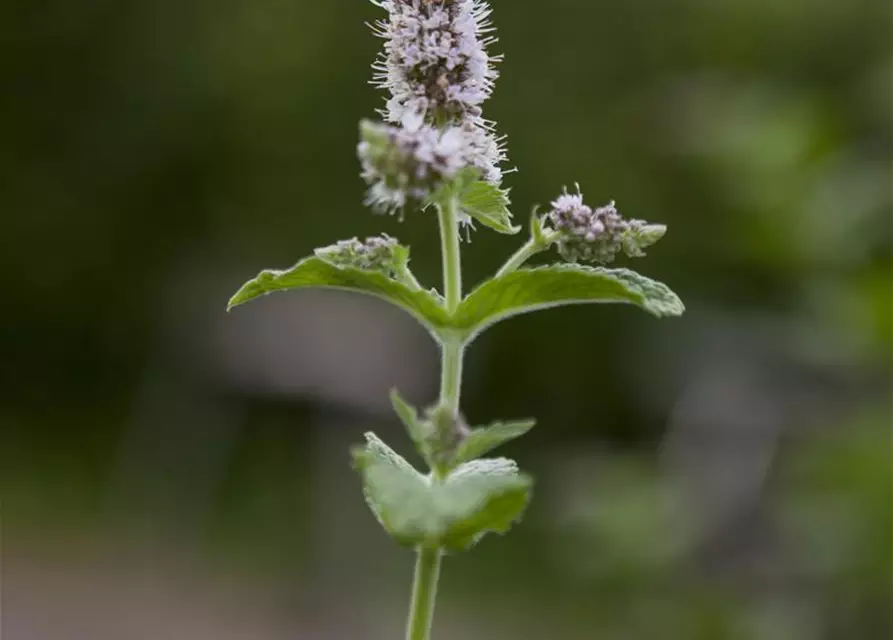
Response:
372,0,499,128
358,119,486,214
314,234,406,276
361,0,506,213
547,187,666,264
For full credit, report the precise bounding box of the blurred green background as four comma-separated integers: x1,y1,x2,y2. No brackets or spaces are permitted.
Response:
2,0,891,638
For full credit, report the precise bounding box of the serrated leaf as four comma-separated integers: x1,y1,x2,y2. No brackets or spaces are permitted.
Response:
453,264,684,340
227,257,450,336
353,434,532,550
438,458,533,551
351,433,435,546
453,419,536,466
390,389,429,448
431,167,519,235
457,177,519,235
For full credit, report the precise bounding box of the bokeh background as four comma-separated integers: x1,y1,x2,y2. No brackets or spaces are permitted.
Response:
2,0,891,638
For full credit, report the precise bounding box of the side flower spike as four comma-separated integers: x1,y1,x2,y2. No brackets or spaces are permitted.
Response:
546,186,667,264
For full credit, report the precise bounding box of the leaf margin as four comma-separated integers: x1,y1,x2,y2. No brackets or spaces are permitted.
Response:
452,263,685,341
352,433,533,550
453,419,536,466
227,256,451,337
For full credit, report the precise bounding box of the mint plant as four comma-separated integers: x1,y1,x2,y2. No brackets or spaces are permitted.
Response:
227,1,684,638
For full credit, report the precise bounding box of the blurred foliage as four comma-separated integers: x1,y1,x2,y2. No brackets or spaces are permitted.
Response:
536,413,892,639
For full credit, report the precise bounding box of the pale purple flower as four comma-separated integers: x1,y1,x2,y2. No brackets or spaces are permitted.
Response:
369,0,505,186
371,0,499,124
358,119,483,214
547,187,666,264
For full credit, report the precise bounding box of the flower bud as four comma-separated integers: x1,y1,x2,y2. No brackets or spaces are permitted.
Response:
621,221,667,258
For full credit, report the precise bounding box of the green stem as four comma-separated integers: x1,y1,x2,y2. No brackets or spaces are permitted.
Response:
405,546,443,640
403,196,465,640
439,340,464,414
438,197,463,314
399,267,424,292
495,230,561,278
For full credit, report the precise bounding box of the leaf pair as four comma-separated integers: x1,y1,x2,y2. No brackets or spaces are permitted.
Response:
227,257,684,343
351,433,532,551
390,389,535,470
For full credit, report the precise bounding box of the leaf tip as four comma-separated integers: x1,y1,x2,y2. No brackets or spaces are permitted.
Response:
226,288,249,312
349,444,365,465
646,290,685,318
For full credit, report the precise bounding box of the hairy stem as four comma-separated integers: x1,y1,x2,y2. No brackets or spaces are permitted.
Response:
405,546,443,640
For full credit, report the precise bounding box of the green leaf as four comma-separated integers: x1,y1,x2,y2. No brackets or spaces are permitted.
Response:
435,167,519,235
458,179,519,235
351,433,434,546
390,389,430,448
453,264,684,340
227,257,450,335
438,458,533,551
352,433,532,550
453,419,536,466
